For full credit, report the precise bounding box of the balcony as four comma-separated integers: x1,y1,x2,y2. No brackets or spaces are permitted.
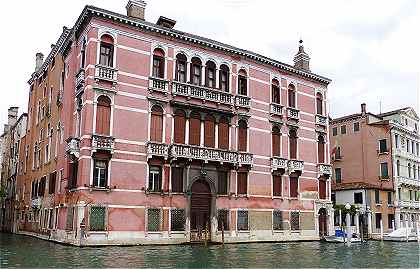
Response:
235,95,251,108
92,134,115,152
31,197,41,209
318,163,332,176
148,76,169,94
172,81,234,105
288,159,304,173
65,137,80,158
75,68,85,91
146,141,169,159
398,200,420,209
169,144,253,166
286,107,300,120
94,64,118,83
270,103,283,116
315,114,327,127
271,157,288,171
397,176,420,188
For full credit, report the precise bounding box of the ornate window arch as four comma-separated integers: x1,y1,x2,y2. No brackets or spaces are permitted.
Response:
288,84,296,108
175,53,188,83
219,64,230,92
237,119,248,151
173,109,186,144
98,34,115,67
152,48,165,78
150,105,164,142
238,69,248,96
272,125,281,157
271,78,280,104
316,92,323,115
95,95,111,135
289,128,298,159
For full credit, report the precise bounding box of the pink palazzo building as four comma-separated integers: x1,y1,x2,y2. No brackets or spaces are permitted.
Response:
22,1,333,245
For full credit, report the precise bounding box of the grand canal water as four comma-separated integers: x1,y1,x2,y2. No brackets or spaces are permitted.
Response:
0,233,419,268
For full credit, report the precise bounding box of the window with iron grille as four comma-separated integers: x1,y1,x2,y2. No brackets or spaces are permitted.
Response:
170,209,185,231
291,211,300,231
237,210,248,231
273,210,283,230
66,207,74,231
148,208,161,232
89,206,106,231
217,209,229,231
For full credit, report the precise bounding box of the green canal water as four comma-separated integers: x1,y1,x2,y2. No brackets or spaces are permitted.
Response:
0,233,419,268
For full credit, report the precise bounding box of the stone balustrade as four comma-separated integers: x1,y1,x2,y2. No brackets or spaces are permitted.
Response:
318,163,332,175
146,141,169,159
172,81,234,105
315,114,328,126
270,103,283,116
397,176,420,188
92,134,115,151
286,107,300,120
398,200,420,209
65,137,80,158
95,64,118,83
31,197,41,209
235,95,251,108
288,159,304,173
148,76,169,93
271,156,288,171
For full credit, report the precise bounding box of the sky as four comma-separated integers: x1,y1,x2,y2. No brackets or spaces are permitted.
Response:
0,0,419,128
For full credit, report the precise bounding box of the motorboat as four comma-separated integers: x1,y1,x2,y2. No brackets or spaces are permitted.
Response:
383,227,419,242
323,230,362,243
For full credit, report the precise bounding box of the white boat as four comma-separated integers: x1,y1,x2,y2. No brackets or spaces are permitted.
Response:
324,230,362,243
383,227,419,242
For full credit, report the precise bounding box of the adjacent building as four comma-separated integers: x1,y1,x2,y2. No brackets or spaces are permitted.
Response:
12,1,332,245
330,104,420,237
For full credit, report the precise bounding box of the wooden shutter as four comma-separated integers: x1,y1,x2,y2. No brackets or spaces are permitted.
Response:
189,112,201,145
218,118,229,149
96,96,111,135
171,167,183,193
237,172,247,194
238,121,247,151
290,176,298,198
316,94,323,115
150,106,163,142
272,86,280,103
204,115,215,147
318,140,325,163
288,89,295,108
272,131,280,157
174,110,186,144
289,130,297,159
273,175,282,196
319,179,326,199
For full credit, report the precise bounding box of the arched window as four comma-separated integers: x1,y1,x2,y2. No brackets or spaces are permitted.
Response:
319,177,327,200
99,34,114,67
150,105,163,142
396,160,400,176
271,79,280,104
175,53,187,83
95,96,111,135
289,129,297,159
173,110,186,144
288,84,296,108
408,163,411,178
204,115,216,148
238,69,248,96
205,61,216,88
190,57,202,85
219,64,230,92
316,93,323,115
272,126,281,156
238,120,248,151
152,48,165,78
218,117,229,149
189,111,201,145
318,135,325,163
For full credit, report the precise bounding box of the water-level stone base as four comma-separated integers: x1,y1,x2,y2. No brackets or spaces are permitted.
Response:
17,229,320,246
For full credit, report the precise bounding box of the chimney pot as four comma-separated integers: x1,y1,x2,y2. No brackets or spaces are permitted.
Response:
35,52,44,71
361,103,366,114
7,107,18,127
126,0,147,20
293,40,310,71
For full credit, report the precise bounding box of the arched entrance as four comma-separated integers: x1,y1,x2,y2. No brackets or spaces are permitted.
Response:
318,208,328,237
190,179,212,241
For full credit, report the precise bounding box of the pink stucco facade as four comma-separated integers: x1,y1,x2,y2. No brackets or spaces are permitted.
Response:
20,3,333,245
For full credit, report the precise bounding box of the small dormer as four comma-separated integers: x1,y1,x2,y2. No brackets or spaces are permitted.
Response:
156,16,176,29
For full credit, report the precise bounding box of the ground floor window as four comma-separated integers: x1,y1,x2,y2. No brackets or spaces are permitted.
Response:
93,159,108,188
89,206,106,231
48,209,54,229
273,210,283,230
237,172,247,195
273,175,282,197
66,207,74,231
148,166,162,192
171,167,183,193
375,213,382,229
388,214,394,229
217,209,229,231
237,210,248,231
291,211,300,231
217,171,228,195
170,209,185,231
290,176,299,198
148,208,161,232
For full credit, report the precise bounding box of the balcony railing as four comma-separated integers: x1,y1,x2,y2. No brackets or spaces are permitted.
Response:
148,76,169,93
75,68,85,90
172,81,234,105
65,137,80,158
318,163,332,176
286,107,300,120
270,103,283,116
315,114,327,126
288,159,304,173
235,95,251,108
92,134,115,151
271,157,288,171
398,200,420,209
31,197,41,209
95,64,118,83
146,141,169,159
397,176,420,187
169,144,253,166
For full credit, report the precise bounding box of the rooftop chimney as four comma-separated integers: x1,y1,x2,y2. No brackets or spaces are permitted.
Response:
126,0,147,20
156,16,176,29
7,107,18,127
35,52,44,71
361,103,366,115
293,40,310,71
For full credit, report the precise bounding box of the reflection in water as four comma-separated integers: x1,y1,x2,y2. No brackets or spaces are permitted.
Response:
0,233,419,268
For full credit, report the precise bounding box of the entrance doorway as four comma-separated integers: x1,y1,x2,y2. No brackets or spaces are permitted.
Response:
318,208,328,237
190,179,212,242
